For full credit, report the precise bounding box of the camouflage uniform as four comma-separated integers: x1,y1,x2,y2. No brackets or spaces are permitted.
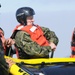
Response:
12,26,59,59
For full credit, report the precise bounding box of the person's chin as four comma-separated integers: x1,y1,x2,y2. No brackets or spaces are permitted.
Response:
28,23,33,25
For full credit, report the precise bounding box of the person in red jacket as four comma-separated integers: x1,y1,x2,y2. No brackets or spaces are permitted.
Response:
6,7,59,59
70,28,75,58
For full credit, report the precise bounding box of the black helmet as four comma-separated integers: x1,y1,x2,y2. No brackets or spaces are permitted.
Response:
16,7,35,25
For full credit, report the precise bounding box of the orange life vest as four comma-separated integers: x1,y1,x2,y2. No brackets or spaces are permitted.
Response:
14,24,49,46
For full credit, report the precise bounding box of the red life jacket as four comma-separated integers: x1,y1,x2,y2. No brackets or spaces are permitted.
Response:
14,24,49,46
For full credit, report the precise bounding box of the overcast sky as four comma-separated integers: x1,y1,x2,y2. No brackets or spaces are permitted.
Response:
0,0,75,57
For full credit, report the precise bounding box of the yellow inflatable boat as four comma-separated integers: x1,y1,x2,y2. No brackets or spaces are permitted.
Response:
5,56,75,75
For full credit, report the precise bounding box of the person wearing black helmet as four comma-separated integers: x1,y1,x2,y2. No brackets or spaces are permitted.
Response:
7,7,59,59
